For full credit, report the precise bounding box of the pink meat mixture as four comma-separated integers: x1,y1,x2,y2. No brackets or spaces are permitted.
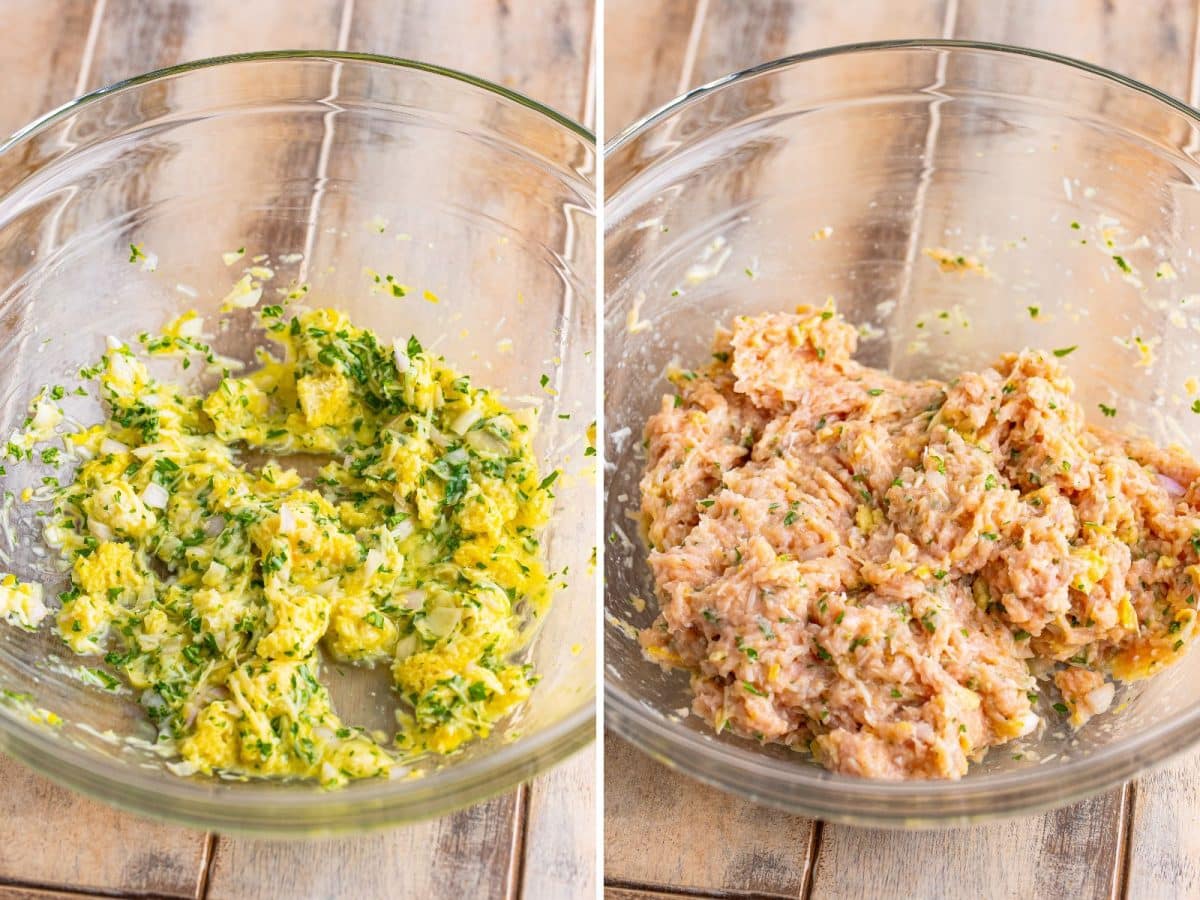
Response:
639,306,1200,780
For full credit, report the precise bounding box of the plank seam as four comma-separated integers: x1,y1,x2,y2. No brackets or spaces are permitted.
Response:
196,833,217,900
886,0,958,375
604,877,792,899
674,0,711,98
298,0,356,282
1184,0,1200,159
0,874,190,900
581,0,598,129
799,820,823,900
507,782,532,900
73,0,108,97
941,0,960,39
1190,0,1200,108
1116,781,1136,900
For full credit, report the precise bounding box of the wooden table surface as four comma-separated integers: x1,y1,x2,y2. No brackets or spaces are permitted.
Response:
0,2,595,899
603,2,1200,899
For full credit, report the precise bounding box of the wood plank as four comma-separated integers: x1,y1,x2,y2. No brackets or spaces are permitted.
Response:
687,0,953,91
604,0,698,139
345,0,594,124
81,0,351,243
604,733,816,898
205,791,522,900
82,0,350,91
521,750,597,900
606,888,712,900
1124,750,1200,899
955,0,1197,95
810,791,1126,899
0,754,207,899
0,887,108,900
0,0,96,136
604,0,960,142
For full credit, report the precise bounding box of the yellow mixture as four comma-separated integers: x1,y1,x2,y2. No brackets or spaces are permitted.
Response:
3,303,556,787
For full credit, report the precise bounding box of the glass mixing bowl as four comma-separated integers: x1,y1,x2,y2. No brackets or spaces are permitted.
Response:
0,52,595,834
605,40,1200,826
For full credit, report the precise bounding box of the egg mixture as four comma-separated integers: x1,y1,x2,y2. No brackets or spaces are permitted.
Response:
2,304,557,787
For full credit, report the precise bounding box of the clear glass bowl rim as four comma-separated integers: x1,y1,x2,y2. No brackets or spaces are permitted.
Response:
1,48,595,152
603,38,1200,826
0,50,596,835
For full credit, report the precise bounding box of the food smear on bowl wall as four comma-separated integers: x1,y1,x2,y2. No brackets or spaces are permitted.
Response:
0,255,561,788
638,302,1200,780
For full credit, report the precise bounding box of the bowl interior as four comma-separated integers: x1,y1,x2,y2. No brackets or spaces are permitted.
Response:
0,54,595,832
605,42,1200,823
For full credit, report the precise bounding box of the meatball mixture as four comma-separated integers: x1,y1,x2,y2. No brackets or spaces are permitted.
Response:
639,305,1200,780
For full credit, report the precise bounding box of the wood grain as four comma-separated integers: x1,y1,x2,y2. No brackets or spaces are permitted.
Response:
604,733,816,898
81,0,350,91
603,0,957,137
606,888,700,900
73,0,353,273
686,0,948,88
0,0,96,137
522,749,597,900
955,0,1196,94
809,790,1127,900
345,0,594,125
0,754,207,898
603,0,698,139
1124,750,1200,899
0,887,108,900
205,791,522,900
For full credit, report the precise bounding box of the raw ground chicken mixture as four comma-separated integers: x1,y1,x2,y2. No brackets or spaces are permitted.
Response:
638,304,1200,780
